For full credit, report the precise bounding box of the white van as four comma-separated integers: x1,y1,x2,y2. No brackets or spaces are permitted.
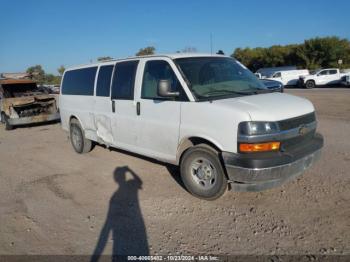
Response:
267,70,309,86
59,54,323,200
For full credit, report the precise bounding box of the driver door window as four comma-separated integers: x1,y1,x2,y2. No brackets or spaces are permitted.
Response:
141,60,187,101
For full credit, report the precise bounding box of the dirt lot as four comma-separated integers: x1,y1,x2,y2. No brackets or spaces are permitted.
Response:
0,88,349,258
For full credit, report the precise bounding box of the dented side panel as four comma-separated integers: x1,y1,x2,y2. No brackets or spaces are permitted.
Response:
94,114,114,144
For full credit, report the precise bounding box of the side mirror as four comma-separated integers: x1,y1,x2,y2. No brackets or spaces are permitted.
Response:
157,80,179,97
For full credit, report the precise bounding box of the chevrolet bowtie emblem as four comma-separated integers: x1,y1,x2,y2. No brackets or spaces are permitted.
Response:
299,125,308,135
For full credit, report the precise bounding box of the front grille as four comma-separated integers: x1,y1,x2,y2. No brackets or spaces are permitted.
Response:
278,112,316,131
281,130,315,151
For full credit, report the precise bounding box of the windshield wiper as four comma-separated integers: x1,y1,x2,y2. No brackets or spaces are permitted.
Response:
201,90,255,97
240,86,274,94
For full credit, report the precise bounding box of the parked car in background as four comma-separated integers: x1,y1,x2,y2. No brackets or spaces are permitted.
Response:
266,70,309,86
0,79,60,130
255,72,263,79
60,54,323,200
38,84,61,94
256,66,297,79
299,68,350,88
341,75,350,87
260,79,284,92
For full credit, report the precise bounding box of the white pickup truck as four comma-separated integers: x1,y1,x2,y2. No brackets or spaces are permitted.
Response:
299,68,349,88
60,54,323,200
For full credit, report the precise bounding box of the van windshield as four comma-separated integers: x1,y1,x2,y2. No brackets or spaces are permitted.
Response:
175,57,267,100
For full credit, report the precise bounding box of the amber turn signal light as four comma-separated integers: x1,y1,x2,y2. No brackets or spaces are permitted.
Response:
239,142,280,153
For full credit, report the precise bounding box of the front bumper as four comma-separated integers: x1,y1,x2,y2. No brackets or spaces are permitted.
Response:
222,133,323,192
8,112,60,126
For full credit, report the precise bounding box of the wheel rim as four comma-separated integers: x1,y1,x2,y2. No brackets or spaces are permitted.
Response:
190,157,217,190
71,125,82,150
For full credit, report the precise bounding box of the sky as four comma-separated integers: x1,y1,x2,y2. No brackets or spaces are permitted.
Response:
1,0,349,74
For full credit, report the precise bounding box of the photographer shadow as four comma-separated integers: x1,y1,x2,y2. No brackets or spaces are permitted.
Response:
91,166,149,261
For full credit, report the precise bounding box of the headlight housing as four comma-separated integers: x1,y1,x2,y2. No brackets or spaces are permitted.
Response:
239,121,279,136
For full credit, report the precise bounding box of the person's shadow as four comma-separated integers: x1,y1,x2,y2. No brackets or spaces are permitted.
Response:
91,166,149,261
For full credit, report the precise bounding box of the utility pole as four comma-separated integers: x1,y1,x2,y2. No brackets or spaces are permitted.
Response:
210,33,213,55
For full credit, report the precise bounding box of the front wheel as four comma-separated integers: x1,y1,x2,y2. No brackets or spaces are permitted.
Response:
180,144,227,200
1,113,14,130
70,119,93,153
305,80,315,89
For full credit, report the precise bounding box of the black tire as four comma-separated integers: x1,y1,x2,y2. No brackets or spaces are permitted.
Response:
180,144,227,200
1,113,14,130
305,80,315,89
69,118,92,154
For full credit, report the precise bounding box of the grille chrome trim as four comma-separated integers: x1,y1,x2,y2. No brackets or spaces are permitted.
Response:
278,112,316,131
238,112,317,144
238,121,316,143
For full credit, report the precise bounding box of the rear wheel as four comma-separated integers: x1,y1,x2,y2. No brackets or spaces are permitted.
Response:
180,144,227,200
70,118,92,153
1,113,14,130
305,80,315,89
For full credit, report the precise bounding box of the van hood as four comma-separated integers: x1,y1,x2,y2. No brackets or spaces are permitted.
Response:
212,93,314,121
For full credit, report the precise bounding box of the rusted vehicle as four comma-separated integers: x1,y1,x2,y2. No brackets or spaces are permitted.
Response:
0,78,60,130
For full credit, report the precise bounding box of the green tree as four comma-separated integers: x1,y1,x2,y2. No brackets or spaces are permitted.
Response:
136,46,155,56
296,37,350,69
233,47,266,71
26,65,45,84
57,65,65,75
97,56,113,62
232,36,350,71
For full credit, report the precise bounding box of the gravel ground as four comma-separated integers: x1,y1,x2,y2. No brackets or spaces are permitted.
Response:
0,88,349,258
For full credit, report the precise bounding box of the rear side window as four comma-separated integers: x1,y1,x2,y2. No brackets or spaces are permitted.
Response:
111,61,139,100
96,65,114,97
329,70,337,75
61,67,97,95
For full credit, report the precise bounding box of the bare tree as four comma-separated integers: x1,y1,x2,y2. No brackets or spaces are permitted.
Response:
97,56,113,62
181,47,198,53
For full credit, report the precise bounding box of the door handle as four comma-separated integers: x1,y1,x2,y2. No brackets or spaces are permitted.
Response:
112,100,115,113
136,102,140,115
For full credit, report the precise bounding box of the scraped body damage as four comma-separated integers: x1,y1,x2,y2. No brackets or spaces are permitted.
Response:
94,114,114,144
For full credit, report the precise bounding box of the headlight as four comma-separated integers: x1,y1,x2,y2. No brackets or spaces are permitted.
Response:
238,121,279,136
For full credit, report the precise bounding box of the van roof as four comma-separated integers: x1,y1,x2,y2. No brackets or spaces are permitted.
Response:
65,53,230,71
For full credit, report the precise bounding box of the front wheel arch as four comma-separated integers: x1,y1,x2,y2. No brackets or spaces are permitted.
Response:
1,112,14,130
69,117,93,153
177,138,229,182
0,112,5,123
176,136,222,165
179,143,228,200
305,80,316,89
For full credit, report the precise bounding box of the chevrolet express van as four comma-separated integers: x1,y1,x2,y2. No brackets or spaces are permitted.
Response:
59,54,323,200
